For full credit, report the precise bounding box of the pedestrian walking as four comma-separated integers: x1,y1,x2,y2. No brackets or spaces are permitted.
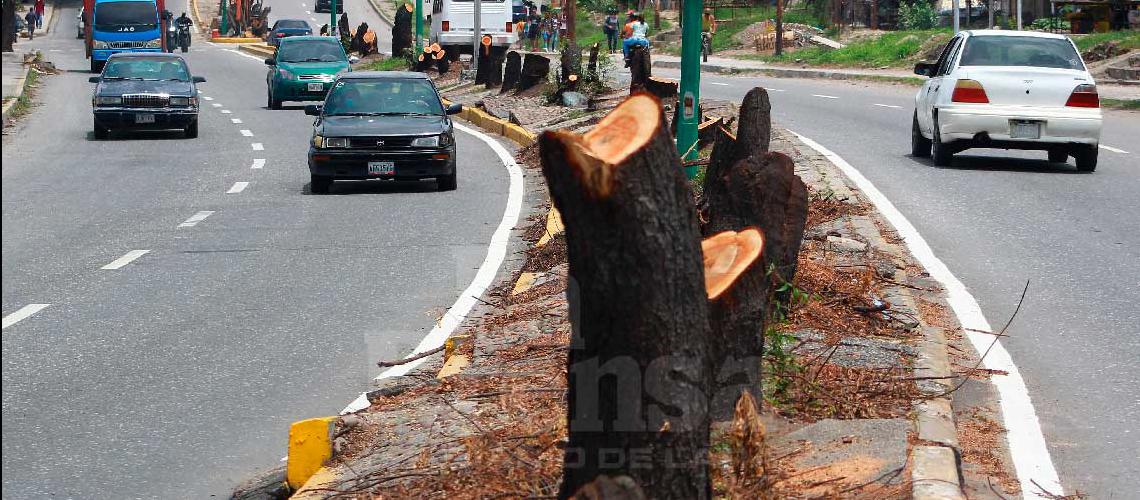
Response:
527,14,540,52
34,0,45,29
603,7,619,54
24,9,38,40
549,9,561,51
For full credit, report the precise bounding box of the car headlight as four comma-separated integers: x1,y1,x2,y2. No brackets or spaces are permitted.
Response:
411,136,440,147
169,96,190,106
94,96,122,106
92,39,108,49
142,38,162,48
324,137,348,148
278,68,295,80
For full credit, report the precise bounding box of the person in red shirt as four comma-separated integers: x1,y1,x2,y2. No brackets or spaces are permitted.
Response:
34,0,45,28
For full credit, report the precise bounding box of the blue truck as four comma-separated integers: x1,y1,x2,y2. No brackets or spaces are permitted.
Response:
83,0,168,73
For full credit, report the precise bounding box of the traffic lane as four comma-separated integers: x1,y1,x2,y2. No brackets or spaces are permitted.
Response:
268,0,392,53
672,69,1140,495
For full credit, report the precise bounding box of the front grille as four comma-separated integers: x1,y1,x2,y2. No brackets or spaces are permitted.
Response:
348,136,416,149
106,40,150,49
122,94,170,108
298,74,335,82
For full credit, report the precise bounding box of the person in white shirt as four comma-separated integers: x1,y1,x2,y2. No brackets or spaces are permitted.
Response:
622,13,649,66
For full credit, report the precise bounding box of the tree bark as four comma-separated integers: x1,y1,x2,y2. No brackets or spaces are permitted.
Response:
587,42,600,77
871,0,879,29
518,52,550,91
501,50,522,93
708,87,770,171
645,76,679,100
392,3,413,58
541,94,711,499
628,45,651,94
1,0,15,52
561,42,582,87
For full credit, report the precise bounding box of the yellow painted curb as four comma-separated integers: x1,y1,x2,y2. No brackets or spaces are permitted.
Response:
286,417,337,490
189,0,205,33
511,271,538,295
535,207,564,247
212,37,265,43
437,354,470,378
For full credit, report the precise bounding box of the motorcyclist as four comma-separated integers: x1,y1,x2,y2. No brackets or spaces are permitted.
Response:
701,8,716,57
175,12,193,51
622,12,648,67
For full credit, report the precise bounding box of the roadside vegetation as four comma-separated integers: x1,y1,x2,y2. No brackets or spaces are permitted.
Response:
6,62,41,122
745,28,952,68
364,56,411,71
1072,30,1140,52
1102,98,1140,110
573,6,671,49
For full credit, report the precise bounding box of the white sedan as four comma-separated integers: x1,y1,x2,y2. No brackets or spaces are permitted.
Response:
911,30,1102,171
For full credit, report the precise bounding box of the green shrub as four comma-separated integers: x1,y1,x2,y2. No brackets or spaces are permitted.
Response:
898,0,939,30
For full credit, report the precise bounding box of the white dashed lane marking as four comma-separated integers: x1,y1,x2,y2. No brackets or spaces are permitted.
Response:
227,182,250,194
232,118,243,123
873,103,902,109
251,143,264,150
251,158,265,169
101,250,150,270
240,129,254,137
1100,145,1129,154
211,103,222,107
2,304,51,330
709,82,729,86
203,96,214,101
178,211,215,228
812,94,839,99
221,109,232,114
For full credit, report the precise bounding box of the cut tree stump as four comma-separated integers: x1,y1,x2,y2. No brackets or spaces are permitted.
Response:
518,52,551,91
587,42,600,77
540,94,712,499
628,45,651,94
391,3,413,57
501,51,522,93
433,49,449,74
645,76,678,100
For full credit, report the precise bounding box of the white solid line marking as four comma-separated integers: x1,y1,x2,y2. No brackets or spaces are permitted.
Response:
178,210,215,228
873,103,902,109
251,143,264,151
305,10,311,14
709,82,729,86
789,130,1063,498
812,94,839,99
768,88,786,92
101,250,150,270
223,48,267,62
221,109,232,114
227,182,250,194
251,158,266,169
1100,144,1129,154
202,96,214,101
240,129,254,137
211,103,222,108
3,304,51,330
232,118,243,124
341,121,525,414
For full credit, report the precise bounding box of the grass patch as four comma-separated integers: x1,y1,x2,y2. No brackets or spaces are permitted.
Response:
5,68,40,123
364,57,410,71
708,6,822,52
1071,31,1140,52
573,8,672,50
745,28,951,68
1102,98,1140,110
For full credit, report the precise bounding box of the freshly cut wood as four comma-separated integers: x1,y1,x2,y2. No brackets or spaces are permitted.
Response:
645,76,678,100
628,45,651,94
540,94,712,499
702,229,764,300
518,52,550,91
501,51,522,93
697,117,722,148
429,42,441,53
392,3,413,57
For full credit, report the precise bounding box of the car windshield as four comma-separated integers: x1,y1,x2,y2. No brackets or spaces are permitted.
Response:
94,1,157,31
959,35,1084,70
323,79,444,116
277,20,309,29
278,39,345,63
102,57,190,80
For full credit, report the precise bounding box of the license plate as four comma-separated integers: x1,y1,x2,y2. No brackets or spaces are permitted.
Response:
307,82,324,92
368,161,395,176
1010,120,1041,139
135,113,155,124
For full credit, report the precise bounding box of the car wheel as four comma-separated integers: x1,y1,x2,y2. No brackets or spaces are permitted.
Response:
268,90,282,110
1048,149,1068,163
931,116,953,167
184,120,198,139
1074,145,1098,172
437,171,457,191
311,174,333,194
911,111,931,158
93,119,109,140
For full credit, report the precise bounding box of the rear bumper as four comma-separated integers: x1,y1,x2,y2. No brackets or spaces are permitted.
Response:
438,32,516,47
94,108,197,129
308,148,456,179
937,104,1101,147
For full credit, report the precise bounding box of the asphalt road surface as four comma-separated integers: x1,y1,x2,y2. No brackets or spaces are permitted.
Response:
1,5,513,497
648,66,1140,498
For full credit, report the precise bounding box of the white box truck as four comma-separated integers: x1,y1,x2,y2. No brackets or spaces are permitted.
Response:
429,0,518,57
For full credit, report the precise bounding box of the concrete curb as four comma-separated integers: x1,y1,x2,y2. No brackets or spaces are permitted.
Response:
238,43,275,58
215,37,267,44
2,65,33,127
189,0,207,34
365,0,396,28
651,60,925,86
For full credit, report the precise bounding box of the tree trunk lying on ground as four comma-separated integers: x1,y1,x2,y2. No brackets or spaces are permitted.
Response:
501,51,522,93
518,52,550,92
540,94,712,499
392,4,413,58
628,45,651,94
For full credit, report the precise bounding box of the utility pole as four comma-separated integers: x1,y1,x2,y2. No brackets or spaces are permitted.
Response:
1016,0,1022,29
952,0,960,32
988,0,994,27
472,0,481,74
415,0,424,52
331,0,338,32
677,0,702,177
775,0,783,56
220,0,228,37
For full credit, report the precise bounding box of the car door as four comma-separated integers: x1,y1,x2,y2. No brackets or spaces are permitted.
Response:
918,34,963,134
927,35,966,130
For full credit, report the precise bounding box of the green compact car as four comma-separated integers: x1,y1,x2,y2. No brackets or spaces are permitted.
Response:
265,36,358,109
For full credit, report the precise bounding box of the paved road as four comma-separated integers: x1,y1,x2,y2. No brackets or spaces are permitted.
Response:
649,67,1140,497
268,0,393,54
1,6,515,498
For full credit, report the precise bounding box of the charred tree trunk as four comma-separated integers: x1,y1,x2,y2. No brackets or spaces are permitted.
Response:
560,42,581,87
645,76,678,100
392,4,413,58
501,51,521,93
2,0,16,52
628,45,651,94
587,42,600,77
541,94,711,499
708,87,771,169
870,0,879,29
518,52,550,91
481,49,504,89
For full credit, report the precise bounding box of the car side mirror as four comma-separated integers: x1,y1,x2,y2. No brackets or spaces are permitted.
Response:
192,76,206,83
914,62,936,77
88,76,101,83
348,55,360,64
446,103,462,115
304,104,322,116
265,57,276,66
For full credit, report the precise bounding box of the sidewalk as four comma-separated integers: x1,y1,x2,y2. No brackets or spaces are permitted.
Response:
3,1,61,125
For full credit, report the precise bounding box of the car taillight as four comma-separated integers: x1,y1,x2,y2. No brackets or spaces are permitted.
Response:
442,21,449,31
951,79,989,104
1065,84,1099,108
505,21,513,32
276,32,286,37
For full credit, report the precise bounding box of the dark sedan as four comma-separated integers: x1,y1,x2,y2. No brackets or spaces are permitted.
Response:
89,53,205,139
267,19,312,47
306,72,463,193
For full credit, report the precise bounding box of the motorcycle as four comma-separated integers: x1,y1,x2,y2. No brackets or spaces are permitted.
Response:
166,23,178,52
176,23,191,52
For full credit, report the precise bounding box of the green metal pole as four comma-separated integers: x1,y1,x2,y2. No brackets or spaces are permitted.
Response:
415,0,423,53
331,0,337,32
220,0,228,36
677,0,703,178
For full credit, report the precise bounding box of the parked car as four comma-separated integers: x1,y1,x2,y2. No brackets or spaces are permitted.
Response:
266,19,312,47
265,36,357,109
305,72,463,193
89,53,205,139
313,0,344,14
911,30,1102,171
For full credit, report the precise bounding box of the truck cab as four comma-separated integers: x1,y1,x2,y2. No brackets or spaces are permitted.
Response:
429,0,517,56
85,0,166,73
